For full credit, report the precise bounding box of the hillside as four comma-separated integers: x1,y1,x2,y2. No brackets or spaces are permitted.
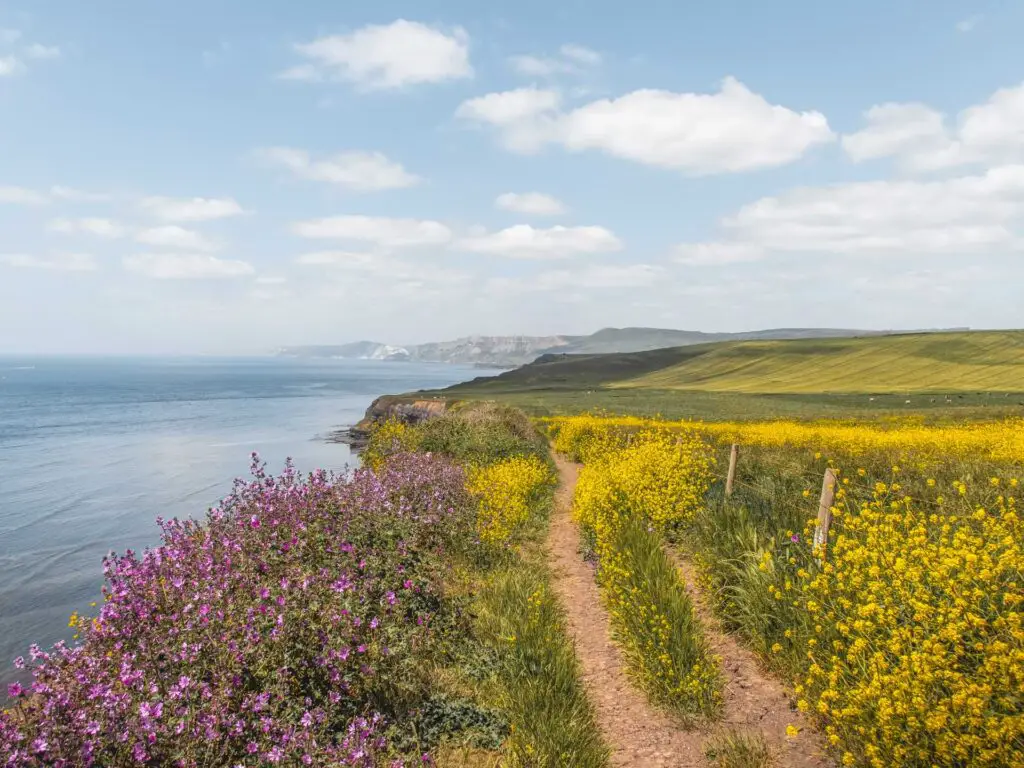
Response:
428,330,1024,421
617,331,1024,394
276,326,918,367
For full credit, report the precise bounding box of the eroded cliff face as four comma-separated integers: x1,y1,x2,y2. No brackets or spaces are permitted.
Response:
340,396,448,450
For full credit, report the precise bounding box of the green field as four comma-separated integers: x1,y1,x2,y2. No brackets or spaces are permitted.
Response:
425,331,1024,421
616,331,1024,393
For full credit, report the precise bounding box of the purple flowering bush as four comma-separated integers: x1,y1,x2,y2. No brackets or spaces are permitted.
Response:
1,453,473,767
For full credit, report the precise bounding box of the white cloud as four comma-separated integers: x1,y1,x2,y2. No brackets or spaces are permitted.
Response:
0,252,97,271
508,55,574,77
296,250,376,266
0,56,24,76
136,225,219,251
495,192,566,216
485,263,660,296
140,196,245,222
254,275,288,285
285,19,472,89
25,43,60,59
291,215,452,247
0,186,47,204
508,43,600,77
458,224,622,259
455,87,561,151
49,185,110,202
261,147,419,190
297,250,470,291
50,218,125,238
842,82,1024,171
560,44,601,66
457,77,834,173
123,253,254,279
674,242,766,266
557,78,834,173
678,164,1024,259
0,29,21,44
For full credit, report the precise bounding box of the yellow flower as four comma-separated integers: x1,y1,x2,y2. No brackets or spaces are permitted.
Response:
786,724,800,738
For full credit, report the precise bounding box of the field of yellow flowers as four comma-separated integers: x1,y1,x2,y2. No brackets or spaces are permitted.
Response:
548,414,1024,768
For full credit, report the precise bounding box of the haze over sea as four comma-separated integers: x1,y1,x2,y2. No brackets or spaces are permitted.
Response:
0,356,481,683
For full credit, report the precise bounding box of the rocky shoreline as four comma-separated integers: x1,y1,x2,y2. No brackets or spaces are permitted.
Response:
328,395,449,451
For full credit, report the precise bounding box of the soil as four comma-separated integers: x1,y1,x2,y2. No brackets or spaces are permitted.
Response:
547,455,833,767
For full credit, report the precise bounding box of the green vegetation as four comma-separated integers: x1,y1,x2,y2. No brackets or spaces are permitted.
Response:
619,331,1024,393
704,729,774,768
430,331,1024,421
476,568,610,767
368,403,608,765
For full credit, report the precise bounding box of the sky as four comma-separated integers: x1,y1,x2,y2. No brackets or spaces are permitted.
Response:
1,0,1023,354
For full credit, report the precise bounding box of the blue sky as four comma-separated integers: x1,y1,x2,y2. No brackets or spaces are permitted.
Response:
1,0,1023,353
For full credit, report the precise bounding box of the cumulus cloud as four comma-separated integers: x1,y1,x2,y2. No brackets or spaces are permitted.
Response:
457,77,834,173
842,82,1024,172
291,215,452,247
139,196,245,222
455,87,562,151
495,192,566,216
261,147,419,190
283,19,472,89
674,164,1024,261
136,225,220,251
0,252,97,271
123,253,254,279
457,224,622,259
49,218,126,238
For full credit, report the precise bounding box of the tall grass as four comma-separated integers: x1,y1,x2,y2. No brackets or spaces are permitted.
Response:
476,568,609,767
600,515,722,719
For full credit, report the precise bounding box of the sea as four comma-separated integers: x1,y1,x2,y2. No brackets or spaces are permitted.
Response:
0,356,485,684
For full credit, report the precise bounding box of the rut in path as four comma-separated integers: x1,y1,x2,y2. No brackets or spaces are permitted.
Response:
547,455,833,768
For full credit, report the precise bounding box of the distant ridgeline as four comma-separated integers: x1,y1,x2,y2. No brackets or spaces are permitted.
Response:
274,326,967,369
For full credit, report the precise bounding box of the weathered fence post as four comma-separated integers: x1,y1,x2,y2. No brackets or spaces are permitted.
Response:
725,443,739,497
814,467,837,553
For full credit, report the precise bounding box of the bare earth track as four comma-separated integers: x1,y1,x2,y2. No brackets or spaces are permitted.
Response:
548,455,832,767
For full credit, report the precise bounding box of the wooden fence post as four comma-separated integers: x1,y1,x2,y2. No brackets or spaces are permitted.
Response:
725,443,739,497
814,467,837,553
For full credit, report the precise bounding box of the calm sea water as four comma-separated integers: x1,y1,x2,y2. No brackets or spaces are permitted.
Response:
0,356,483,682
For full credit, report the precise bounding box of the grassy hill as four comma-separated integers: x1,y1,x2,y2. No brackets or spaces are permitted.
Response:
615,331,1024,394
428,331,1024,421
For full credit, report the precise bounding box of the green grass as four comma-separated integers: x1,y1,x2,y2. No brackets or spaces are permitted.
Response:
599,515,722,720
424,331,1024,422
618,331,1024,394
704,729,774,768
475,568,609,767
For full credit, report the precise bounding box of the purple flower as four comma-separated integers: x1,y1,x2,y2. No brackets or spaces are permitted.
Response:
790,533,800,543
6,682,23,698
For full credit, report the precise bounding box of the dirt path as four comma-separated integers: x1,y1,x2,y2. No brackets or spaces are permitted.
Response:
548,456,707,767
668,555,831,767
548,455,832,767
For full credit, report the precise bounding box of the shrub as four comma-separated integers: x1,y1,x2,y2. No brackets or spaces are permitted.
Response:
1,454,472,767
466,456,555,547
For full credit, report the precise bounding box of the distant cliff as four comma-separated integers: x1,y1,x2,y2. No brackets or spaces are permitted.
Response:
276,327,967,368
